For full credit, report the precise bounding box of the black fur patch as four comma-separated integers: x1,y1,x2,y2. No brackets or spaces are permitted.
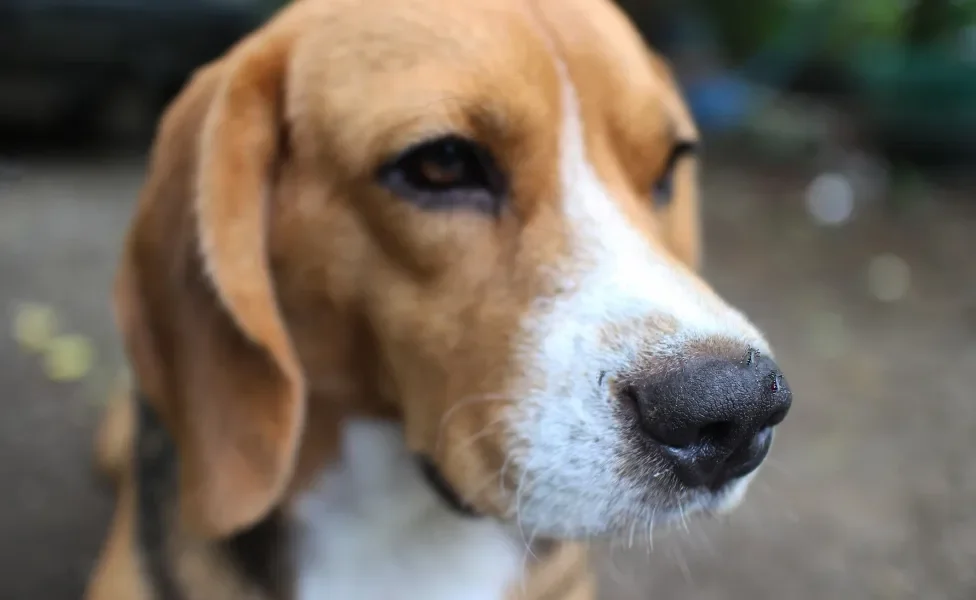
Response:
135,392,295,599
417,455,479,517
223,509,294,598
134,392,184,600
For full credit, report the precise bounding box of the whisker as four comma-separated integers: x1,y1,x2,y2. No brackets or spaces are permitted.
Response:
677,504,690,534
513,458,548,600
691,522,716,557
672,544,694,585
514,465,533,554
435,393,513,451
451,443,531,514
627,517,638,549
600,543,642,596
497,450,521,499
453,450,518,508
517,522,544,594
434,413,508,458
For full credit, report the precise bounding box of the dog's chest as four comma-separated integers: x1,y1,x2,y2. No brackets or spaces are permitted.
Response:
293,419,525,600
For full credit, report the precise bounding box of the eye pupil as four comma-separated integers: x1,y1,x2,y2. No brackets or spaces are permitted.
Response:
418,143,468,187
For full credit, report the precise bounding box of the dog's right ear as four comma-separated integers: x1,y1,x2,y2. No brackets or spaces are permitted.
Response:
113,28,306,539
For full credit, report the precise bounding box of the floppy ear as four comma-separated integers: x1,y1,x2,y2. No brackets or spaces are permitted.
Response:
114,32,304,539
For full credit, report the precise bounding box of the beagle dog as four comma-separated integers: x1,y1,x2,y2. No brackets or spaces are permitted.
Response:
84,0,793,598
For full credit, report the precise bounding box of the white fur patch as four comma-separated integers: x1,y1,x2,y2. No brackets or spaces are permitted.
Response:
295,419,525,600
506,61,769,538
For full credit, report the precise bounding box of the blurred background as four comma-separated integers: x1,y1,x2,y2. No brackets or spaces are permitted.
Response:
1,0,974,598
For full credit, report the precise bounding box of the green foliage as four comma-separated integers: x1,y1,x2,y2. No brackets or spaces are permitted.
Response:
823,0,907,56
694,0,794,61
697,0,976,64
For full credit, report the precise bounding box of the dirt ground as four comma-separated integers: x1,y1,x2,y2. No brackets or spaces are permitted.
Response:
1,151,974,600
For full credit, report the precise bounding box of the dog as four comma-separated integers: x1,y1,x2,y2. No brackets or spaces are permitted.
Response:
84,0,792,598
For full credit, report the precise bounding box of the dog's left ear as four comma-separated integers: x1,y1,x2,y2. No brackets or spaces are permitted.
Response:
191,33,304,534
114,27,307,538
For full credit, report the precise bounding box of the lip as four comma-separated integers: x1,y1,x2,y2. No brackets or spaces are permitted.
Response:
722,427,774,483
653,424,775,491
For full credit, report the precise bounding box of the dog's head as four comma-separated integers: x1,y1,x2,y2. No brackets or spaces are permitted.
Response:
117,0,791,540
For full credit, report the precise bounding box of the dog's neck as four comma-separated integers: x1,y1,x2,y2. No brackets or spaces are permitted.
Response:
296,392,480,518
138,391,561,600
293,418,530,600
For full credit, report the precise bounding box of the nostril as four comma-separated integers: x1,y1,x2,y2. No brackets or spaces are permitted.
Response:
719,426,775,485
645,419,737,450
621,384,704,449
699,420,735,443
647,424,700,449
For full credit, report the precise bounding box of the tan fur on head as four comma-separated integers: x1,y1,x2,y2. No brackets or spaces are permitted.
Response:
91,5,776,596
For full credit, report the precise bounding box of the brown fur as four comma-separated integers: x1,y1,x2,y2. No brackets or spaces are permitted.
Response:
85,0,707,598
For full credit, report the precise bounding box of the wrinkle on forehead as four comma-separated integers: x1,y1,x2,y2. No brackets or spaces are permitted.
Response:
286,0,562,173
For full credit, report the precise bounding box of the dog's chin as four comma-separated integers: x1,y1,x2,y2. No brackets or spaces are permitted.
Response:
588,474,758,543
672,471,757,522
504,467,760,543
708,471,757,514
619,473,755,535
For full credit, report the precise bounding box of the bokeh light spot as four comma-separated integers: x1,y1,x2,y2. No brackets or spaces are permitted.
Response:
806,172,855,226
43,334,96,382
12,303,58,353
867,253,911,303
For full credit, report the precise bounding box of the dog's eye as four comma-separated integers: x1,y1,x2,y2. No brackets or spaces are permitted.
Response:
403,138,486,190
378,135,505,215
652,141,696,207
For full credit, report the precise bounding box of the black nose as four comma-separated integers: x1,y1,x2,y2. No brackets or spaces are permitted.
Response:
623,349,791,491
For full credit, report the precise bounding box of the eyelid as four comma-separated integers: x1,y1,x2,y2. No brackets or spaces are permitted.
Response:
380,133,471,170
659,140,697,180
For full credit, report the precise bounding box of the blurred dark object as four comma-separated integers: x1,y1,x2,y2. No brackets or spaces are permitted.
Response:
849,0,976,166
0,0,273,143
619,0,976,169
853,41,976,167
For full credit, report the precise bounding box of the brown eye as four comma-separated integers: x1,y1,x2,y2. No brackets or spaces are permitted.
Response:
378,135,506,215
416,142,472,187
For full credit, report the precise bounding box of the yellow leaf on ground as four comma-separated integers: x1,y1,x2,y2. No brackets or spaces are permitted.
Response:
12,303,58,353
44,334,96,382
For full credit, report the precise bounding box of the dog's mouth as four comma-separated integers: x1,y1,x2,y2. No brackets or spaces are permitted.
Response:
416,455,481,517
413,434,762,542
687,472,757,516
598,470,760,542
416,363,780,539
